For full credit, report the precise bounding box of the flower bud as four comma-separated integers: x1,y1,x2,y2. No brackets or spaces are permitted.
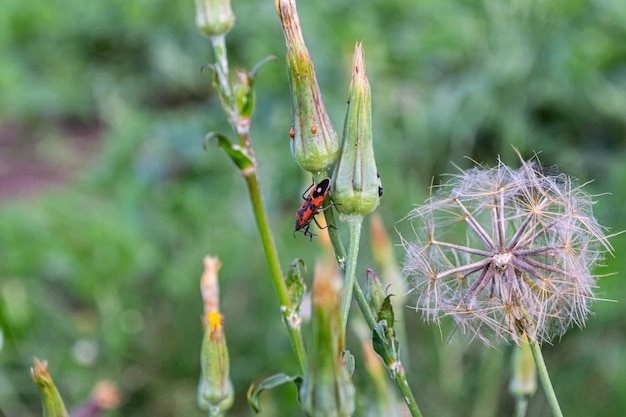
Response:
332,43,380,216
195,0,235,38
198,312,235,414
276,0,339,175
198,257,234,414
299,261,355,417
30,358,70,417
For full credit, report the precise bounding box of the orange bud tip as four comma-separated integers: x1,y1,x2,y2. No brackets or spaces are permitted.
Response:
207,312,223,331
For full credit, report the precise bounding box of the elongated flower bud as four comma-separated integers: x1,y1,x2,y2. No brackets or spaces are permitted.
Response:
198,257,234,415
333,43,380,216
276,0,339,175
300,261,355,417
31,358,70,417
195,0,235,37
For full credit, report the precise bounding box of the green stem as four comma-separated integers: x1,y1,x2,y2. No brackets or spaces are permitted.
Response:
529,340,563,417
323,206,347,265
513,398,529,417
244,171,307,374
207,32,307,374
210,35,232,99
339,215,363,338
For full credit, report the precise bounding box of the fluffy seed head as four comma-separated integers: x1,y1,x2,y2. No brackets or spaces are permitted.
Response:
402,154,612,346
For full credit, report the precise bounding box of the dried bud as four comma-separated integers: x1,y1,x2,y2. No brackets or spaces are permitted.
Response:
195,0,235,37
201,256,222,317
299,261,355,417
30,358,70,417
276,0,339,175
333,43,380,217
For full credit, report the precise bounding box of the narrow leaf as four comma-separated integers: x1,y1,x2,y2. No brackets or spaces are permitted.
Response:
207,132,255,171
247,373,302,413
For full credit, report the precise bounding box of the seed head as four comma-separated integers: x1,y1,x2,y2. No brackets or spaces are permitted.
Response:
402,154,612,346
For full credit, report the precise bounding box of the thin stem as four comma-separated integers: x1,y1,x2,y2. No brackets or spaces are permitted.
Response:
244,172,307,373
339,215,364,338
209,35,232,100
207,33,307,373
513,398,529,417
529,340,564,417
323,206,347,265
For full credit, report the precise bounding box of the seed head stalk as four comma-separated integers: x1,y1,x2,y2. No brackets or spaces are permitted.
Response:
529,340,564,417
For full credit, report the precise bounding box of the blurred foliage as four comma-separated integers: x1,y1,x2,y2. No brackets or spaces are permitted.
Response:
1,0,625,416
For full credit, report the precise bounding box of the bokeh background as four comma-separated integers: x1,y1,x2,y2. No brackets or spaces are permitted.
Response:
1,0,625,416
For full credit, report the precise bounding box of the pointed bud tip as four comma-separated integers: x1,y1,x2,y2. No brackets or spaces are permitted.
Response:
352,43,366,81
30,358,49,382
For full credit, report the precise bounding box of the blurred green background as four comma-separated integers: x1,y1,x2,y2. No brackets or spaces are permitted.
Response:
1,0,625,416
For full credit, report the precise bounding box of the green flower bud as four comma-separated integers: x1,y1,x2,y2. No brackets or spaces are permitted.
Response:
300,262,355,417
277,0,339,175
333,43,380,216
198,312,234,415
198,257,233,415
195,0,235,38
30,358,70,417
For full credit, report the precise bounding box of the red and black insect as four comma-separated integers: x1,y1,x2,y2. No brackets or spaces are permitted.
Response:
294,177,333,240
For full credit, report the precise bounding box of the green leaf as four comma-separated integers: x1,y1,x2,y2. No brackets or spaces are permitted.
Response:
247,373,302,413
285,258,307,308
372,296,401,371
207,132,255,172
377,295,395,328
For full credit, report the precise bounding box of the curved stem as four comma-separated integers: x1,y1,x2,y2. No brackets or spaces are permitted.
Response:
529,340,563,417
